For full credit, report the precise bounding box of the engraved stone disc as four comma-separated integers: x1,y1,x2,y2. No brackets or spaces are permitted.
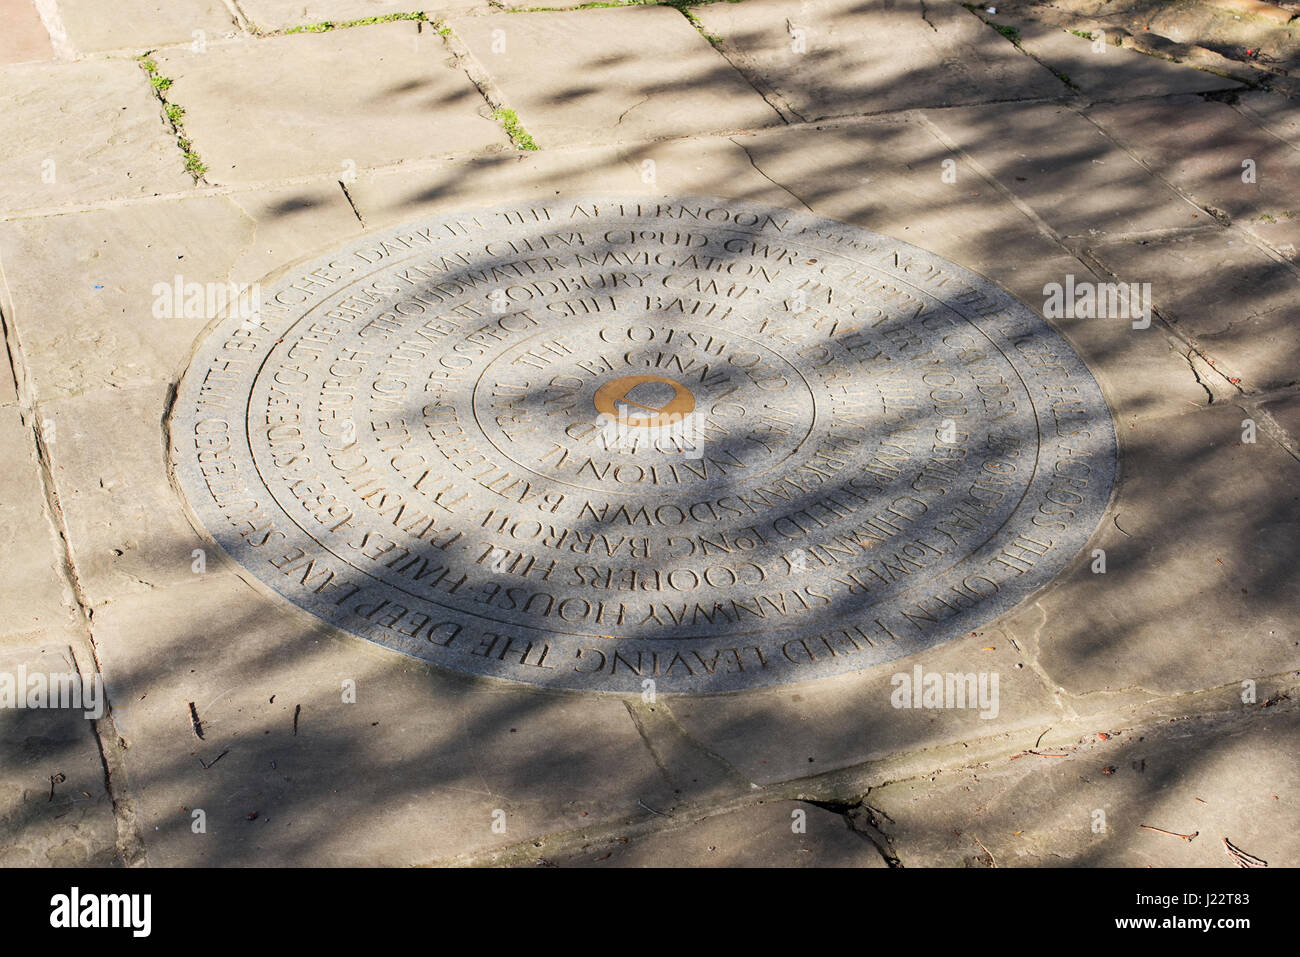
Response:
169,197,1117,693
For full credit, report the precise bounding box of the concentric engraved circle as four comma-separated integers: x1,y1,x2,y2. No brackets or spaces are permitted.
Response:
169,197,1117,693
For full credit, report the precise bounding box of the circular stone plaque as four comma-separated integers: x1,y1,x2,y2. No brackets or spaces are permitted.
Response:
169,197,1116,693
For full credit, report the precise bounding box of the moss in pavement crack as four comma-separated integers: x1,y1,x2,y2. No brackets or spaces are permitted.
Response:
136,53,207,179
493,107,540,150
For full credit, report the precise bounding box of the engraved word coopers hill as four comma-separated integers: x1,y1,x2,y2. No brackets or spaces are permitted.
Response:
169,197,1117,693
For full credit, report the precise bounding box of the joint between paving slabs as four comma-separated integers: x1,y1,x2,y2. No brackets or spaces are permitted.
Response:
0,260,145,866
136,53,209,181
912,110,1253,409
1071,105,1300,279
440,682,1300,866
433,21,544,151
623,697,754,800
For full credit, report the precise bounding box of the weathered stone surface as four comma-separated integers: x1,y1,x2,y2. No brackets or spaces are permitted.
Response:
56,0,236,53
0,336,17,407
0,59,194,213
41,383,210,609
237,1,480,34
723,119,1056,277
1013,23,1243,97
922,102,1208,238
152,23,507,186
1003,403,1300,698
0,644,118,867
551,800,889,867
868,703,1300,866
0,188,361,402
168,197,1116,692
346,137,801,230
666,633,1062,785
1235,90,1300,149
1086,95,1300,261
694,0,1068,120
90,575,672,866
0,0,55,65
0,408,79,644
1260,393,1300,446
1087,229,1298,390
448,8,781,146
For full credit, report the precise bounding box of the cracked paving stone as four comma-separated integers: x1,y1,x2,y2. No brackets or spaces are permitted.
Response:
921,102,1207,238
0,407,82,646
866,703,1300,866
1086,95,1300,262
547,799,889,867
1087,229,1298,390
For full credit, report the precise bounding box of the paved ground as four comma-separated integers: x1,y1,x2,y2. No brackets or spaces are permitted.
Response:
0,0,1297,867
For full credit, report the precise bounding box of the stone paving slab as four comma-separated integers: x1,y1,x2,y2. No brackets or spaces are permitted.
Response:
0,644,119,867
997,402,1299,698
866,702,1300,866
967,251,1224,423
345,135,800,228
237,0,482,34
1235,89,1300,148
40,382,211,609
1086,95,1300,261
152,22,508,186
725,118,1056,277
0,59,195,213
665,635,1061,787
0,187,359,403
0,0,55,65
550,799,889,867
90,574,674,866
922,101,1209,238
57,0,238,54
0,408,81,646
1260,392,1300,441
1007,21,1244,98
1087,229,1298,390
448,8,782,146
694,0,1069,120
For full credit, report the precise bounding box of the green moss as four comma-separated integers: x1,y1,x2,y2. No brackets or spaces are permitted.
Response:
1067,28,1094,40
493,107,540,151
137,52,206,181
285,11,428,33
